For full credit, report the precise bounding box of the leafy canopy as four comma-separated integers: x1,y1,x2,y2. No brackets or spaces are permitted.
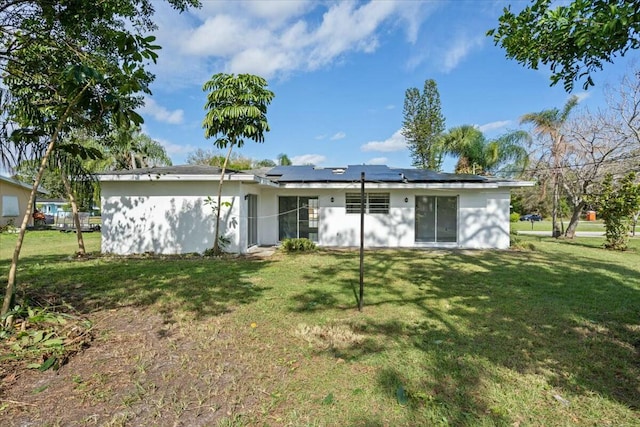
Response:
589,172,640,250
202,73,275,148
440,125,530,177
488,0,640,91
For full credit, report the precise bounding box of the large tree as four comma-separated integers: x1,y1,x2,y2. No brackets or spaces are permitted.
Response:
0,0,199,316
186,148,253,170
202,73,274,255
106,127,172,170
488,0,640,92
521,96,579,237
440,125,530,177
402,79,446,170
557,110,634,238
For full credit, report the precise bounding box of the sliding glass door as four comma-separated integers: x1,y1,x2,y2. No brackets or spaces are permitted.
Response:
415,196,457,243
278,196,318,241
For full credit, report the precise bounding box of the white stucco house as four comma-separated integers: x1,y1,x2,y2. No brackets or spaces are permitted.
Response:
99,164,534,255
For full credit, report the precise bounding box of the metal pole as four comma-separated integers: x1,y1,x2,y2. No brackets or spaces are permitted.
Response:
359,172,364,311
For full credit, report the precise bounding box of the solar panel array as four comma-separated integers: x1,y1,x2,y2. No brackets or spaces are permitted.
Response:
266,165,487,183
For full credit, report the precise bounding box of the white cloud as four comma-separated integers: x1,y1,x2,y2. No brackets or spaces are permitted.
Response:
292,154,326,165
573,92,591,103
243,0,313,23
315,134,327,140
441,35,484,73
140,98,184,125
385,104,395,110
151,1,435,83
330,131,346,141
361,129,407,152
367,157,388,165
155,138,195,155
478,120,510,133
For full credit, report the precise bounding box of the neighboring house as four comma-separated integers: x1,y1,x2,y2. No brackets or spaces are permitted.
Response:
0,175,47,227
37,198,67,216
99,164,534,255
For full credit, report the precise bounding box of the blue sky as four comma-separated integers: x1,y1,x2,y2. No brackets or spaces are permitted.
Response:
139,0,640,172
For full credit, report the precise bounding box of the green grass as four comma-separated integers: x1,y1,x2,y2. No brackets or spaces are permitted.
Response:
1,231,639,426
510,219,608,233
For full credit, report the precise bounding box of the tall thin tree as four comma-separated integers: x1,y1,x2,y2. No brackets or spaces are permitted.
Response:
521,96,578,238
402,79,446,170
202,73,274,255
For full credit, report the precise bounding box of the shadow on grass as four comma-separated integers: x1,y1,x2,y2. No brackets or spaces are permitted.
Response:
293,246,640,423
0,253,271,321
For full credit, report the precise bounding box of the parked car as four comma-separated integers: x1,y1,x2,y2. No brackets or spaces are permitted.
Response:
520,214,543,221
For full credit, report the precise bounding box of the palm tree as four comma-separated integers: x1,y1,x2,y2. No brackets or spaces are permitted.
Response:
440,125,530,177
106,127,172,170
520,96,578,237
202,73,274,255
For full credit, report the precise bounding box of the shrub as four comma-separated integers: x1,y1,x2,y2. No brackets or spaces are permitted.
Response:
510,212,520,223
281,238,316,252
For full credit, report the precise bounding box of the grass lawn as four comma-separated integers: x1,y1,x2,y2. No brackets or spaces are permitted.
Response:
0,231,639,426
510,219,608,233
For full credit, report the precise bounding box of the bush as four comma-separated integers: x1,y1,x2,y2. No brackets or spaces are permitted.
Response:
281,238,316,252
510,212,520,223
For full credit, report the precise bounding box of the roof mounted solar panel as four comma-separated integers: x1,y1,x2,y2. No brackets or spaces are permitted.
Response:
264,165,488,183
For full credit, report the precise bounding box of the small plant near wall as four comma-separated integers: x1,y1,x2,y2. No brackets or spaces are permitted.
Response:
281,238,316,252
509,212,520,223
203,196,233,255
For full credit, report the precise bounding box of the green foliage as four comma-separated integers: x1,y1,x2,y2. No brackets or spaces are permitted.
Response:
105,127,172,170
202,73,275,149
440,125,530,176
0,0,200,316
278,153,292,166
1,304,92,371
202,73,274,255
402,79,446,170
187,148,254,170
589,172,640,250
509,212,520,223
488,0,640,91
281,238,317,252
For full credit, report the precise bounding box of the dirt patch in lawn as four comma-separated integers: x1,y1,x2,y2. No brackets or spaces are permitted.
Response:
0,306,290,426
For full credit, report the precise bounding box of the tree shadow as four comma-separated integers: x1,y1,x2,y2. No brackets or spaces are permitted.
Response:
291,246,640,422
0,253,272,322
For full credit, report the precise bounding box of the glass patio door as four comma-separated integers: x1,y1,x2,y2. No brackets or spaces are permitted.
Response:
278,196,318,241
415,196,458,243
247,194,258,247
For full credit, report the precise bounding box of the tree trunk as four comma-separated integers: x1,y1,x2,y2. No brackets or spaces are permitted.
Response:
60,169,86,255
3,138,57,315
565,201,585,239
551,177,562,238
212,142,235,255
2,83,90,316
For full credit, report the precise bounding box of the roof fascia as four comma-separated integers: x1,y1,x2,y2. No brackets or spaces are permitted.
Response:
99,173,257,182
277,182,503,190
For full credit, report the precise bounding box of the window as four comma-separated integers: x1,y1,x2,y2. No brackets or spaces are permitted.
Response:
345,193,390,214
2,196,19,217
415,196,458,243
278,196,319,241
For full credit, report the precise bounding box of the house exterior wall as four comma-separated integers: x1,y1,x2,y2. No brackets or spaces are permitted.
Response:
256,188,512,250
101,180,243,255
100,180,513,254
0,179,33,227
